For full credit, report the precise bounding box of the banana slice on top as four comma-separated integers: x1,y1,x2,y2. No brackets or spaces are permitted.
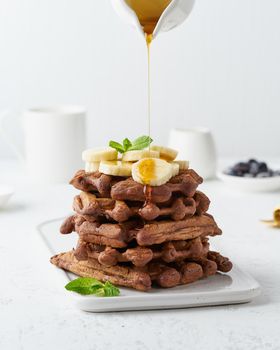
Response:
122,149,160,162
150,145,178,161
132,158,173,186
99,161,132,177
170,162,180,177
172,160,189,170
85,161,100,173
82,147,118,162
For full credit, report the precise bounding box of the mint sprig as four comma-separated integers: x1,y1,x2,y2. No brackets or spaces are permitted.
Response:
65,277,120,297
109,135,153,154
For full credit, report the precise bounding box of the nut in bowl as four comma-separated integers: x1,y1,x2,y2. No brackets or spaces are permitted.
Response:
218,159,280,193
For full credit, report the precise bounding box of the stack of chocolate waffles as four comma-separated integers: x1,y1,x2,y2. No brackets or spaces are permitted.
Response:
51,150,232,291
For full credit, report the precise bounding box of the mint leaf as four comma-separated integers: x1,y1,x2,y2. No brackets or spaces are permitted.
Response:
123,138,132,152
95,288,106,297
103,281,120,297
65,277,120,297
109,141,125,153
109,136,153,153
127,136,153,151
65,277,104,295
66,277,103,289
66,285,102,295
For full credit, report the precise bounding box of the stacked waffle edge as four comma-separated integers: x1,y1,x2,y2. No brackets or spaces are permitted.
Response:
51,169,232,291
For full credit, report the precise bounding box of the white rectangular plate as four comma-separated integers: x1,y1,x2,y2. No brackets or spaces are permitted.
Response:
38,217,261,312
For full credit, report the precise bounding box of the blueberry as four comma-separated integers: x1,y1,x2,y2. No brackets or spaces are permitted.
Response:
233,162,250,174
249,162,259,176
258,162,268,172
236,170,245,177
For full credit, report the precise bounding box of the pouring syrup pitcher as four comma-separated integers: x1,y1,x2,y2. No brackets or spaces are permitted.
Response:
111,0,195,39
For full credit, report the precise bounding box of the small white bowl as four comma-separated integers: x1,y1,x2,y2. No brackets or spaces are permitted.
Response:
217,172,280,192
0,185,14,208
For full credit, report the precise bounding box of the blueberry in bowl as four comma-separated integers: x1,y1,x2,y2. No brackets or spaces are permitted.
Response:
218,159,280,192
224,159,280,178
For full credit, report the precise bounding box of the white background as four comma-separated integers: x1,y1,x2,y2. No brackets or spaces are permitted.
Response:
0,0,279,158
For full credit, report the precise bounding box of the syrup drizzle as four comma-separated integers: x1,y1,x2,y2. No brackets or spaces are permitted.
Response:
124,0,173,203
146,33,152,148
144,184,152,206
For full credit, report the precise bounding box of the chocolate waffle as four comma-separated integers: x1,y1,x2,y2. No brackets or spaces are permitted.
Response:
60,213,221,248
74,236,210,267
51,250,232,291
72,190,209,222
51,250,151,291
70,169,203,203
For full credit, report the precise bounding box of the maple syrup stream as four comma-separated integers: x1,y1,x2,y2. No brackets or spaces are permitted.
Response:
124,0,172,203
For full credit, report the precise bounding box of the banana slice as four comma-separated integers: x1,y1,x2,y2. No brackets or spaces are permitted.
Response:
85,162,100,173
172,160,189,170
122,150,160,162
132,158,173,186
99,161,132,177
82,147,118,162
150,145,178,161
171,162,180,177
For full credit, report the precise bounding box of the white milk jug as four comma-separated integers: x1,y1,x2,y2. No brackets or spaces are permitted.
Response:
0,106,86,184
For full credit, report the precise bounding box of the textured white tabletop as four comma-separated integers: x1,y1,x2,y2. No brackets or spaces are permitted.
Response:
1,160,280,350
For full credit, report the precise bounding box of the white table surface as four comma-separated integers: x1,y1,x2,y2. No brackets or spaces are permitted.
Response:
1,159,280,350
